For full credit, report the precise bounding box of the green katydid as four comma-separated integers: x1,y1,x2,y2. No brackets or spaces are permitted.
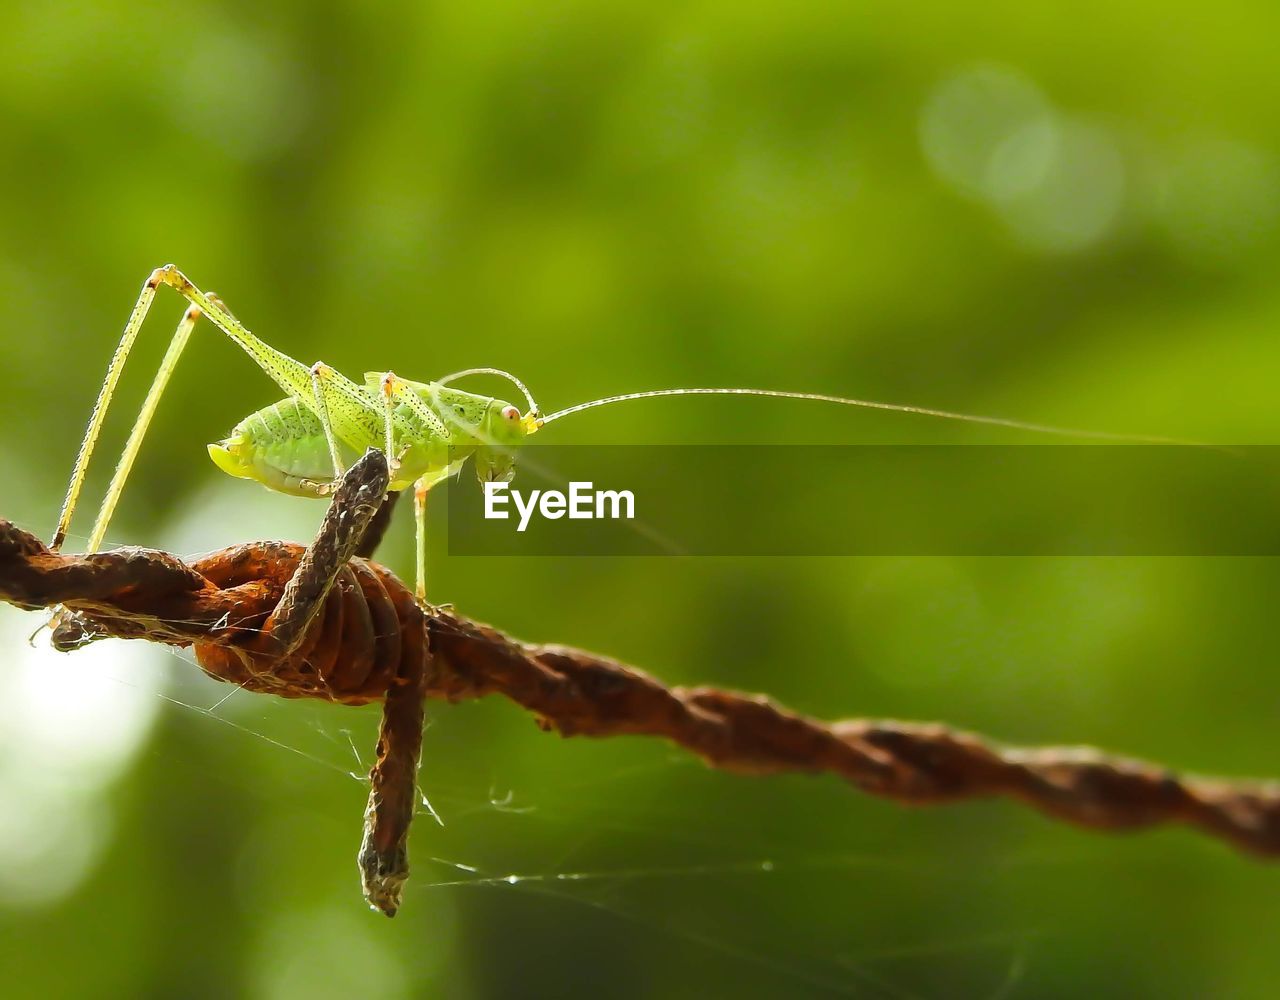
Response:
51,264,1194,604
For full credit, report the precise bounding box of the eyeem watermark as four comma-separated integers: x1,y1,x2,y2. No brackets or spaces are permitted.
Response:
483,481,636,532
452,445,1280,556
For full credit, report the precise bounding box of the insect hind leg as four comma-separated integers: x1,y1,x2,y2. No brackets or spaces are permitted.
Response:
51,263,309,550
80,302,205,555
53,265,379,552
53,267,168,550
44,296,202,640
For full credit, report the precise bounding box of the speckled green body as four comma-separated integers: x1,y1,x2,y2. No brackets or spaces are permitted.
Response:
208,376,528,497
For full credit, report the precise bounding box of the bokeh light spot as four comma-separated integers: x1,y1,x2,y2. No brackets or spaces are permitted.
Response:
998,118,1126,253
0,611,165,907
919,64,1054,203
921,66,1126,253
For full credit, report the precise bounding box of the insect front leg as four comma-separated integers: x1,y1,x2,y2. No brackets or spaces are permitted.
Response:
413,476,430,605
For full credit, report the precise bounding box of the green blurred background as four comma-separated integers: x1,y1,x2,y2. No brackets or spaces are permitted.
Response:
1,1,1279,996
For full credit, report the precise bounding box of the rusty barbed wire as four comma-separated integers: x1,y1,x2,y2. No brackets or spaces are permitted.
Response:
1,451,1277,916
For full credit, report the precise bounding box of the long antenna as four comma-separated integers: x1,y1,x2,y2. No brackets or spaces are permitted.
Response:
537,387,1205,445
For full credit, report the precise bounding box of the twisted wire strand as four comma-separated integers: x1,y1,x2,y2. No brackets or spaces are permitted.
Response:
1,503,1277,863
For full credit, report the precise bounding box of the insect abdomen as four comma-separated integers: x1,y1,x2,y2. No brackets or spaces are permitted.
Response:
208,399,352,497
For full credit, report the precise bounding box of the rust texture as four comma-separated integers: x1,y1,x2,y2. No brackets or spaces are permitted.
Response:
2,451,1278,916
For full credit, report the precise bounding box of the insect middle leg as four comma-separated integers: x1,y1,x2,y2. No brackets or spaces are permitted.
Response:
311,366,447,604
309,363,348,482
375,372,451,606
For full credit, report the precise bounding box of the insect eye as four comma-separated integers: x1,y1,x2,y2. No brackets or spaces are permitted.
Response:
501,405,521,422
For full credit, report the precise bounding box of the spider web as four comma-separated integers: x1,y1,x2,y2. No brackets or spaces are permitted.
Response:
0,497,1046,1000
85,639,1045,999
